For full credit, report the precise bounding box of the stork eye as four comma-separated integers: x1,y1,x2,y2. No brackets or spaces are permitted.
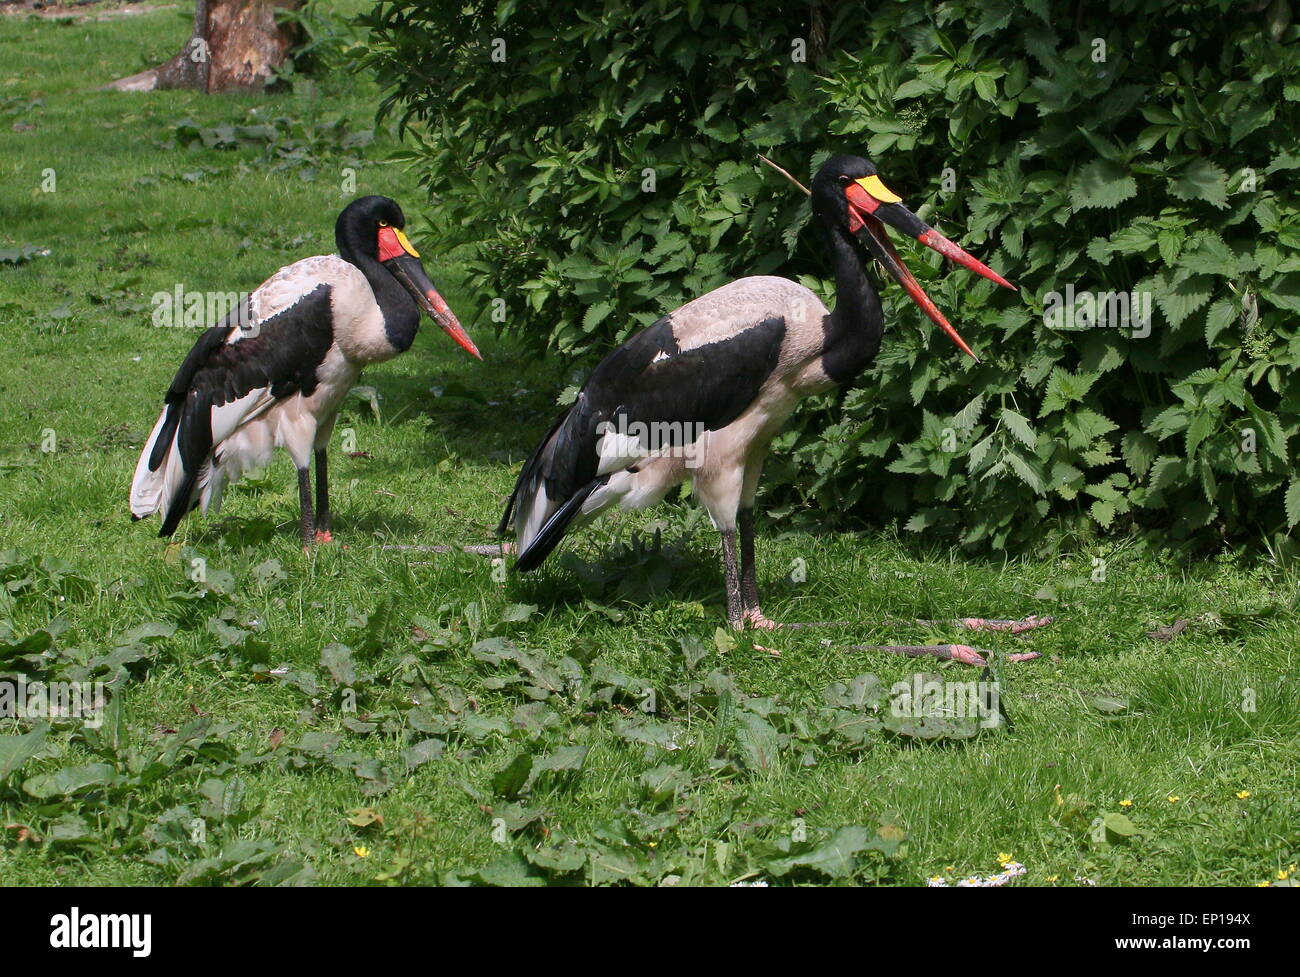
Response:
378,220,389,227
838,175,850,185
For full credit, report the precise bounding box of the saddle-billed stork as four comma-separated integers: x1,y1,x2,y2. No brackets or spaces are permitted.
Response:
131,195,481,548
499,154,1014,629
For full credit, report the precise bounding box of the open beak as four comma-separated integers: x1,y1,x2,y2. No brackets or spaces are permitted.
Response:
844,175,1015,362
383,253,482,360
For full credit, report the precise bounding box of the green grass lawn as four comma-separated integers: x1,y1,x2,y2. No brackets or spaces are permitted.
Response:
1,3,1298,887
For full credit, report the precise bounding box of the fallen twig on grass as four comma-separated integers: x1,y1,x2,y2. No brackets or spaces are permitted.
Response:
941,614,1055,633
841,644,1042,666
778,614,1054,633
381,543,512,556
1146,619,1189,641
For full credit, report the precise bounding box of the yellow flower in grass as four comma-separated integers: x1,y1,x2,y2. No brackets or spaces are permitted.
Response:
1120,799,1133,808
1167,796,1179,803
353,846,370,858
1236,790,1251,800
1045,875,1060,883
996,852,1014,867
1278,867,1292,881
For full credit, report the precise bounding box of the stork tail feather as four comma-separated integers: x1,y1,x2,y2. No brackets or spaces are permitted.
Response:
513,475,609,573
130,406,194,531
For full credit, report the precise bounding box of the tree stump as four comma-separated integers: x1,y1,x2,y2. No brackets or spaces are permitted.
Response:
106,0,302,93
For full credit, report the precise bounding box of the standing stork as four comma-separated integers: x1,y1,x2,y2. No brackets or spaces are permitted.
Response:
131,195,481,548
499,155,1014,629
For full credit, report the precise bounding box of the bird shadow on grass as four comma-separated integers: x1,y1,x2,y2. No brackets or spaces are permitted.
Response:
186,509,431,550
375,347,573,467
506,529,727,617
338,510,432,539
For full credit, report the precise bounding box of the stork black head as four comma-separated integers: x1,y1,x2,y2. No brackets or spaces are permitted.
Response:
336,195,481,360
811,155,1015,361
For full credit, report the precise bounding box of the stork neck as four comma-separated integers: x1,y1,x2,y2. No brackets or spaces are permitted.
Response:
820,223,884,383
341,246,420,353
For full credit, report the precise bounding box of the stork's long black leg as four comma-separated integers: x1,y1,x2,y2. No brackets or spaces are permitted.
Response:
721,527,746,629
297,466,315,549
314,448,332,541
738,507,772,627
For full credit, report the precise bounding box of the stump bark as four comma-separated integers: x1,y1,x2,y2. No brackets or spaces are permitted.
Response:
106,0,302,93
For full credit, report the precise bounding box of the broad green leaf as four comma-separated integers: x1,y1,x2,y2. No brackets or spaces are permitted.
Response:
1069,160,1137,211
1169,159,1228,209
0,723,49,783
24,762,118,799
1121,431,1157,478
1286,479,1300,529
491,753,534,799
999,408,1037,449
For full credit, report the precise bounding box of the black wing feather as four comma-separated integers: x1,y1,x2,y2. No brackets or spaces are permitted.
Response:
156,284,335,537
503,313,785,565
546,314,783,499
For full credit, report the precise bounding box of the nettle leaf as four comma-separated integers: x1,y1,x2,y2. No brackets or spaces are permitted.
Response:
1063,409,1118,449
1169,159,1229,209
1286,479,1300,529
1152,270,1214,327
1091,499,1117,528
950,393,985,432
1178,231,1245,277
1040,368,1099,416
1096,220,1158,257
1230,102,1274,146
1204,297,1236,344
1121,431,1157,478
1147,404,1190,438
582,301,613,332
1005,451,1046,494
999,408,1037,449
1069,159,1137,211
1260,274,1300,313
1185,411,1218,457
967,434,995,473
1149,456,1186,493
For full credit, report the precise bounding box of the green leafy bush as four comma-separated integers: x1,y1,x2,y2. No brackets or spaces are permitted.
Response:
362,0,1300,554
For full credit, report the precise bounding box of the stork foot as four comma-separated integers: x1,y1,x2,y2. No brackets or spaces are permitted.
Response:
742,609,781,631
315,529,334,544
726,603,781,630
